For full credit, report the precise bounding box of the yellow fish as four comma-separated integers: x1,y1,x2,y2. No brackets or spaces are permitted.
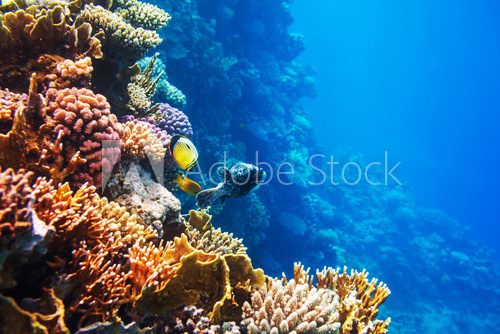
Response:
170,135,198,171
176,173,202,196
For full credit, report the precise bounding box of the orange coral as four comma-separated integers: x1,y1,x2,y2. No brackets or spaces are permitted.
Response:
315,265,391,334
0,88,26,124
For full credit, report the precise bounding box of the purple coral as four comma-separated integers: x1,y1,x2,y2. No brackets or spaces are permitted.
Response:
154,103,193,138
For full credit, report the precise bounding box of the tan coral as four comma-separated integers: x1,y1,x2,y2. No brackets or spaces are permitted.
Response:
121,120,166,162
315,266,391,334
127,53,162,114
241,275,341,334
0,88,26,123
0,4,102,90
76,4,161,55
134,234,265,323
185,222,247,255
115,0,171,30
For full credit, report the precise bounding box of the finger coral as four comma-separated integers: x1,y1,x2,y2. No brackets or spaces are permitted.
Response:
43,87,123,187
121,120,166,162
127,54,162,114
76,4,162,57
115,0,172,31
241,277,341,334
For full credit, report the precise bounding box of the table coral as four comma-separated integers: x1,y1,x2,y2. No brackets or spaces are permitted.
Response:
43,87,123,187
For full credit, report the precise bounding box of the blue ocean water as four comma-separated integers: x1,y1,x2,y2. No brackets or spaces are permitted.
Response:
156,0,500,332
292,0,500,252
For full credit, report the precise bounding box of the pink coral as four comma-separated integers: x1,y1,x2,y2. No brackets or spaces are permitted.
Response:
43,87,123,187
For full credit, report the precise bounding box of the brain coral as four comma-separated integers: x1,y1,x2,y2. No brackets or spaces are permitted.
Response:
43,87,123,187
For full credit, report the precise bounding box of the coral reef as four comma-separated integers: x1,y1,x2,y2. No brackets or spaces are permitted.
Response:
121,120,166,162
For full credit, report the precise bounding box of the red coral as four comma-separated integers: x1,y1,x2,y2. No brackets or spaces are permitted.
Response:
44,88,123,187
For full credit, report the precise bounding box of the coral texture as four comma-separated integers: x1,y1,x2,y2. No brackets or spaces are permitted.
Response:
43,87,123,187
115,0,172,30
186,222,247,255
241,277,341,334
121,120,166,162
0,88,26,124
152,103,193,138
77,4,161,56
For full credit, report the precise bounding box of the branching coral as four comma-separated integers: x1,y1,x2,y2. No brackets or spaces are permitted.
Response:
0,88,26,124
43,87,123,187
0,168,54,289
121,120,166,162
137,55,187,108
316,266,391,334
127,54,163,114
41,56,94,90
115,0,171,31
76,4,161,57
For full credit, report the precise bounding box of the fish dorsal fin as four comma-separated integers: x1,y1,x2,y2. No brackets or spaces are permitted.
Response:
217,167,231,181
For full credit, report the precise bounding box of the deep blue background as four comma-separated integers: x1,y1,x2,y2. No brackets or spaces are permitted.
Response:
292,0,500,253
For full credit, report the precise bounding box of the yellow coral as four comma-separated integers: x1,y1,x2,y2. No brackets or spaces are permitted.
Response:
185,222,248,255
315,265,391,334
121,120,166,162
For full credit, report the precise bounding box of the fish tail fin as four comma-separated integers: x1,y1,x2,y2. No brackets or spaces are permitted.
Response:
196,186,223,209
